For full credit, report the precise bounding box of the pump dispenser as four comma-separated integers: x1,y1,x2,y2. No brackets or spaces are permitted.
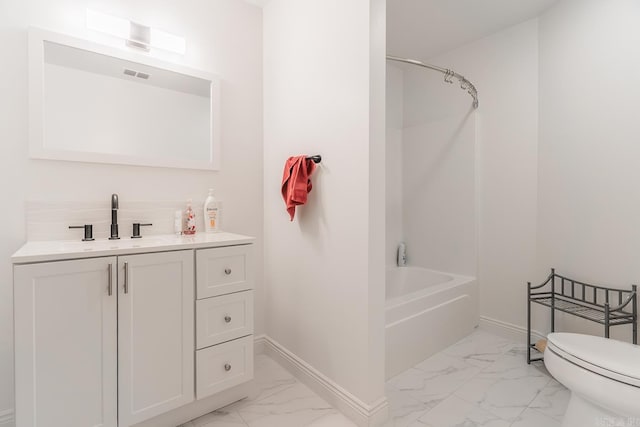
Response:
203,189,220,233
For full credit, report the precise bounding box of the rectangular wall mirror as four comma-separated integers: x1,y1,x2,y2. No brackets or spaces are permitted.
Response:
29,28,221,170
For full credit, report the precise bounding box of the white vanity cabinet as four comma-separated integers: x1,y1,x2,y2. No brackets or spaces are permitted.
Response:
14,257,118,427
13,233,255,427
117,251,194,427
194,245,254,400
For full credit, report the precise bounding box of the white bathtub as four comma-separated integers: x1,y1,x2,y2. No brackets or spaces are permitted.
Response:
385,266,478,379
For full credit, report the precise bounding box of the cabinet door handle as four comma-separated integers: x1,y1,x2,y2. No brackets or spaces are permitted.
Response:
224,363,231,372
224,268,232,275
224,315,232,323
108,263,113,296
124,261,129,294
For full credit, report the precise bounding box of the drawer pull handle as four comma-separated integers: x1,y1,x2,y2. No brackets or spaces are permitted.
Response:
124,262,129,294
224,315,232,323
224,363,232,372
224,268,232,275
108,263,113,296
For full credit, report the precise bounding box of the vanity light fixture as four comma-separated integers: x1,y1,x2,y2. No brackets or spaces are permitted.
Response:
86,9,186,55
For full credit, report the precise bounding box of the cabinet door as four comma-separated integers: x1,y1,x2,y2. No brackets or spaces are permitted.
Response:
14,257,117,427
118,250,194,427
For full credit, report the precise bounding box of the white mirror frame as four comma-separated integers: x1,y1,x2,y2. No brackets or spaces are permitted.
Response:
29,27,221,171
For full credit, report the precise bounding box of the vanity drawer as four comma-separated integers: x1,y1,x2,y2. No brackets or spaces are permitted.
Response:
196,336,253,400
196,291,254,349
196,245,253,299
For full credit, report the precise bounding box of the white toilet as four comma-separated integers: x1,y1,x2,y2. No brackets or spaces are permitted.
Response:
544,333,640,427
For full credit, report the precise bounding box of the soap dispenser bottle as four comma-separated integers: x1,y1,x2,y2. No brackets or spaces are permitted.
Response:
183,199,196,235
203,189,220,233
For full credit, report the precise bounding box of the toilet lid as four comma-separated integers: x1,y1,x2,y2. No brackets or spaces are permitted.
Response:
547,333,640,388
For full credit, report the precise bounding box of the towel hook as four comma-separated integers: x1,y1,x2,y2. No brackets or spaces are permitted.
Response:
306,155,322,164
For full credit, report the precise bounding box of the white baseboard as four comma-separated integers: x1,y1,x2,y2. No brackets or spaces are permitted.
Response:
0,409,14,427
479,315,546,344
259,336,388,427
254,333,267,355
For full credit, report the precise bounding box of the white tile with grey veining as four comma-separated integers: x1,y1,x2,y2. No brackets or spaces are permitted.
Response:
527,379,570,421
306,411,357,426
443,330,515,368
479,347,547,378
408,394,510,427
510,407,561,427
387,367,449,411
237,382,335,427
183,408,248,427
454,349,551,422
384,383,433,427
245,354,298,402
388,352,482,408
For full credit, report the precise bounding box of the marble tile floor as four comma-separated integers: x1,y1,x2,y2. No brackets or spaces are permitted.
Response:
181,330,569,427
179,354,356,427
385,329,570,427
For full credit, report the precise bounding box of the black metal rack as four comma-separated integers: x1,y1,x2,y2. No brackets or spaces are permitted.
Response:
527,268,637,364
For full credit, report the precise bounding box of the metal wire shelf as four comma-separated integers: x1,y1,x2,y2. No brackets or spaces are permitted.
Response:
527,268,637,364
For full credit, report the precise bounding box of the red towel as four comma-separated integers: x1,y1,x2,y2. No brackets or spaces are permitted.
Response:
281,156,317,221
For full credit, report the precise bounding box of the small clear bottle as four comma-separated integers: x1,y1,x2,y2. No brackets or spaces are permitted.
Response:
174,210,183,235
183,199,196,235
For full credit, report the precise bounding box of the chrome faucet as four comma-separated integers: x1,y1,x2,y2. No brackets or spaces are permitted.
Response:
109,194,120,240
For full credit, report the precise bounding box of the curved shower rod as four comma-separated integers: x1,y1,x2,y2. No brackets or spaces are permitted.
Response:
386,55,479,109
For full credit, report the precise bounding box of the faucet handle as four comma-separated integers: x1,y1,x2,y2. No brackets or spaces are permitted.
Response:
69,224,95,241
131,223,152,239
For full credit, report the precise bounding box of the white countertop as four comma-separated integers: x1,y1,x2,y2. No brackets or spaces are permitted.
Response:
12,232,255,264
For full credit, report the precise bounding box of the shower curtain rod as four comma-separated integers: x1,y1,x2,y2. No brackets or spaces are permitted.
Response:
386,55,479,109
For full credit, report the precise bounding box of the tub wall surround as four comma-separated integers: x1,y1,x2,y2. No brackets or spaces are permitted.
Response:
402,114,476,276
0,0,263,421
385,41,477,278
385,64,404,267
384,31,479,383
393,19,540,339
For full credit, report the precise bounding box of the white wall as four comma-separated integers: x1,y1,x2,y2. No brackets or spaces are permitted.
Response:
385,64,403,267
263,0,386,412
0,0,263,421
537,0,640,340
411,20,540,328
